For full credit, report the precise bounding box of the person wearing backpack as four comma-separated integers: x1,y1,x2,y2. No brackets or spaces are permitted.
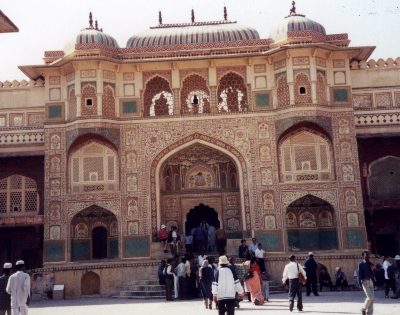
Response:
382,256,397,298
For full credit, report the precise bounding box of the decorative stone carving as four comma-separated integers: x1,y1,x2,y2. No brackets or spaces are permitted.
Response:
127,221,139,235
261,168,273,186
49,226,61,240
127,174,138,192
50,134,61,150
264,215,276,229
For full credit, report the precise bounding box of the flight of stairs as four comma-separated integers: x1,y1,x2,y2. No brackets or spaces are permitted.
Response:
114,279,166,299
113,278,286,300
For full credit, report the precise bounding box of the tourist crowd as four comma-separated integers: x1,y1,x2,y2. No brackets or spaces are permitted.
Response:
157,223,400,314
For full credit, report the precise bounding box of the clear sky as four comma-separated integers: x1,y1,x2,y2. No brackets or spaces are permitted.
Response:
0,0,399,81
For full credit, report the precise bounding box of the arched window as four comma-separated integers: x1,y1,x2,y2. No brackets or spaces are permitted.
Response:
368,156,400,200
181,74,210,114
286,195,337,250
217,72,248,112
144,76,173,117
69,141,118,193
0,175,39,214
102,84,115,118
279,129,333,182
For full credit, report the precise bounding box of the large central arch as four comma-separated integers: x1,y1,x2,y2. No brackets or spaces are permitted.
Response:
150,133,251,236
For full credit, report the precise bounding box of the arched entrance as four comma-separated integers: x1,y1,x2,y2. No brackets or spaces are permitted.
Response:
70,205,119,261
286,194,338,251
158,142,243,237
92,226,107,259
185,203,220,234
81,271,100,295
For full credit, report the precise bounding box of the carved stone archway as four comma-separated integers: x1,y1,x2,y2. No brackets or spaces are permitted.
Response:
150,133,251,236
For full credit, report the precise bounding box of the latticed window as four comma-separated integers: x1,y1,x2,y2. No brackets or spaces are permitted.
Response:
279,130,333,182
0,175,39,214
69,141,118,193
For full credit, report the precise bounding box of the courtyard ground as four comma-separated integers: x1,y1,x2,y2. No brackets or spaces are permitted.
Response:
29,291,399,315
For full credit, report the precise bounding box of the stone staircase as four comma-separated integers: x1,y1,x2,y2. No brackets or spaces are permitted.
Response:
113,277,286,300
114,279,165,299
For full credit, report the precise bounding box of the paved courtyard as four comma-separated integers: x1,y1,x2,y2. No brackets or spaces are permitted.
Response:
29,291,399,315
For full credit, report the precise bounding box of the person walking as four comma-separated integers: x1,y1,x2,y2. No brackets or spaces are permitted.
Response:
215,228,227,255
6,260,30,315
391,255,400,299
0,263,12,315
199,260,214,309
212,256,244,315
255,243,266,273
382,256,396,298
158,224,169,253
165,258,174,301
194,224,207,253
358,251,376,315
208,224,216,253
304,252,319,296
282,255,306,312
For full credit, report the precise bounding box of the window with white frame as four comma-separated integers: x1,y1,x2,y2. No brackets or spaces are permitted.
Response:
0,175,39,214
69,141,118,193
279,130,333,183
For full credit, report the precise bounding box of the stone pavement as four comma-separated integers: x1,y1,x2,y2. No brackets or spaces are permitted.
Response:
30,291,399,315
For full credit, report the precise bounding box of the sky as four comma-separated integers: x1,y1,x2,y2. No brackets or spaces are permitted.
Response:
0,0,399,81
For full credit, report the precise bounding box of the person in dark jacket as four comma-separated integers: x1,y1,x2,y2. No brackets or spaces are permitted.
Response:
319,268,333,291
238,240,249,259
199,260,214,309
304,252,319,296
358,251,376,315
0,263,12,315
158,260,166,285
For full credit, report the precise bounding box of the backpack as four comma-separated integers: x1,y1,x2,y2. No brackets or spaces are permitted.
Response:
387,264,396,280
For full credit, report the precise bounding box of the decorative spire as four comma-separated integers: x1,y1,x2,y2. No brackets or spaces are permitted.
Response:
89,12,93,28
95,20,98,30
224,5,228,21
191,9,195,23
290,1,296,15
158,10,163,24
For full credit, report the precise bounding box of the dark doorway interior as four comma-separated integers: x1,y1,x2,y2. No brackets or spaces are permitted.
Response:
92,226,108,259
0,226,43,269
185,203,220,235
375,234,397,257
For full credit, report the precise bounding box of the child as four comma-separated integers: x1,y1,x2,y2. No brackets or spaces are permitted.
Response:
261,271,270,302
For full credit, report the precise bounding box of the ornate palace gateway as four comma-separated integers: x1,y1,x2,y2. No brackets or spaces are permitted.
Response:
0,3,399,297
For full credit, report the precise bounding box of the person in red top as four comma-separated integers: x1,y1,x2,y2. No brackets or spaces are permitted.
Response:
244,258,265,305
158,224,169,253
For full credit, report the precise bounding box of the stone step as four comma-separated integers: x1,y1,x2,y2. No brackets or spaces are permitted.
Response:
124,280,160,286
119,290,166,297
113,295,165,300
120,284,166,291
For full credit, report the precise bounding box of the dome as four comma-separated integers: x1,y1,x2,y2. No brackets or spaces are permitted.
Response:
126,21,260,48
76,28,119,48
68,13,119,51
270,14,326,43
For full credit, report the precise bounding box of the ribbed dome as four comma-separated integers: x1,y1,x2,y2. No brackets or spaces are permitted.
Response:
76,28,119,48
127,22,260,48
270,14,326,43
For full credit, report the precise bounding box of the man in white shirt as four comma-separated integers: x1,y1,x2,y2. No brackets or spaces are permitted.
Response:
255,243,266,272
382,256,396,298
6,260,30,315
249,238,258,255
282,255,307,312
198,253,207,267
212,256,243,315
176,258,187,300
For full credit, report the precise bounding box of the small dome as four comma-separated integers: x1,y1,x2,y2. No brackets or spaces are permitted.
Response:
76,28,119,48
126,22,259,48
270,14,326,43
67,13,119,52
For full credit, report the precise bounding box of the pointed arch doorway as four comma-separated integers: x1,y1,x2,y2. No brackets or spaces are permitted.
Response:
185,203,221,234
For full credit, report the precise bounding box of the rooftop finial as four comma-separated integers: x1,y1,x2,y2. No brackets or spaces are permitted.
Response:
159,10,162,24
95,20,98,30
224,5,228,21
290,1,296,15
89,12,93,28
191,9,195,23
